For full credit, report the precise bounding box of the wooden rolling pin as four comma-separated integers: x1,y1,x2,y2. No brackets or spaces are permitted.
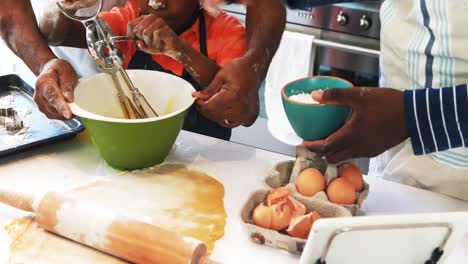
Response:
0,189,214,264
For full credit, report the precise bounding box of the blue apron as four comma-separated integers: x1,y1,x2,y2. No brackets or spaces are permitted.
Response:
128,10,231,141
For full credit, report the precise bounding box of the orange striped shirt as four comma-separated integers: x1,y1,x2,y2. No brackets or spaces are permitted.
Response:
99,0,246,76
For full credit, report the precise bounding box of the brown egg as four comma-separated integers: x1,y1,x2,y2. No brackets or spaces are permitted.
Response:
253,201,293,231
295,168,325,197
326,178,356,205
252,204,273,229
266,188,306,223
287,211,321,239
338,163,364,192
286,196,306,219
270,201,293,231
266,187,293,206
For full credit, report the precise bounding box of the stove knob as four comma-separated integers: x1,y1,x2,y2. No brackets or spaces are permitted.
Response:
337,11,349,26
360,15,372,30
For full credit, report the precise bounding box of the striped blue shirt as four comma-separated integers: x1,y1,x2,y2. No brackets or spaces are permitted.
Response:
405,85,468,155
306,0,468,159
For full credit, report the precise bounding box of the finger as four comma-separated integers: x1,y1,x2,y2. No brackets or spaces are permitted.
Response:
133,15,162,40
220,116,242,128
320,126,355,155
303,112,358,156
197,91,232,124
141,26,156,50
41,79,73,119
205,98,243,128
42,104,66,120
196,93,224,119
218,105,243,128
34,91,66,120
193,73,225,100
58,65,77,102
303,139,328,154
195,99,206,107
311,87,363,107
149,29,165,54
241,102,259,127
55,98,73,119
137,40,148,51
127,16,145,38
325,148,357,164
196,104,241,129
200,89,232,117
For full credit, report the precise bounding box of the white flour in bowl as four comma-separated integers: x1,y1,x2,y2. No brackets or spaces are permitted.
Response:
289,92,320,104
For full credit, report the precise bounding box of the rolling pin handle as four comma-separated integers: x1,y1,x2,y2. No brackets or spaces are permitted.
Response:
0,189,35,212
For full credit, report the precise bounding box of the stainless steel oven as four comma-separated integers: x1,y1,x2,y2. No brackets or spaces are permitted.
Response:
224,1,382,87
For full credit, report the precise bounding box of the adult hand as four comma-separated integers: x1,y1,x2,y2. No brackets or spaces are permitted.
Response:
193,55,261,128
54,0,98,10
303,87,408,163
34,59,78,120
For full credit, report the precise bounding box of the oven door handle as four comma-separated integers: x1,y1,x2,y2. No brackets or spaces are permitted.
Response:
313,39,380,58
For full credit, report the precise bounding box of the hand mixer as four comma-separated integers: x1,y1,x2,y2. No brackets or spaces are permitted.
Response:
57,0,159,119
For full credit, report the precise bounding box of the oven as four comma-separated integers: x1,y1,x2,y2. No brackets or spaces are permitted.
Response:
224,1,382,87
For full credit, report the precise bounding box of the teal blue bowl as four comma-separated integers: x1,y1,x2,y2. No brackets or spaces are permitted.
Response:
281,76,353,141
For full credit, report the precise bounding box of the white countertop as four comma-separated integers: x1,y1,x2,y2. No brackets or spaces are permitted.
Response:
1,130,467,263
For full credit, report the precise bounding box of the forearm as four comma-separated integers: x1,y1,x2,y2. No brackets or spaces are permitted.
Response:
178,40,221,87
39,3,87,48
243,0,286,83
0,0,56,75
405,84,468,155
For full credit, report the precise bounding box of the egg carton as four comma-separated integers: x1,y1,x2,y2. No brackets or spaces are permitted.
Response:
264,145,369,216
240,189,351,254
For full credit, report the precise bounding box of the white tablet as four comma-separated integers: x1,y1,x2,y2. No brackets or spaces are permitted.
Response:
300,212,468,264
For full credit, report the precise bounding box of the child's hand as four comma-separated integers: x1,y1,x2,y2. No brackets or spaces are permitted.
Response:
127,15,183,60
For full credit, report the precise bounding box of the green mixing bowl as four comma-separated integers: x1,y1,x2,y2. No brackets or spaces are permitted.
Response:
281,76,353,141
70,70,195,170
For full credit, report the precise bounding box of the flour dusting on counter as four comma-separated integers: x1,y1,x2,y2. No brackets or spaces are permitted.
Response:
5,217,126,263
0,83,82,154
0,91,33,145
57,164,226,253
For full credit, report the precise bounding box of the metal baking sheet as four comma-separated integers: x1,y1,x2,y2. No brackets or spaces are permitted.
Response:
0,74,84,157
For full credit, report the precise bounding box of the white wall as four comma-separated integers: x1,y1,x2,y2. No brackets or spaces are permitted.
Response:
0,40,37,86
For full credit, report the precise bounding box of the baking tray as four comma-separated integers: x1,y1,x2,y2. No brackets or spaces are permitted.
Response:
0,74,84,157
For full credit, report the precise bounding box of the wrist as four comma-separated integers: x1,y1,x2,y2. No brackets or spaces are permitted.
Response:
165,38,184,61
403,89,424,155
173,39,193,63
240,50,266,88
243,49,270,81
38,56,60,74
